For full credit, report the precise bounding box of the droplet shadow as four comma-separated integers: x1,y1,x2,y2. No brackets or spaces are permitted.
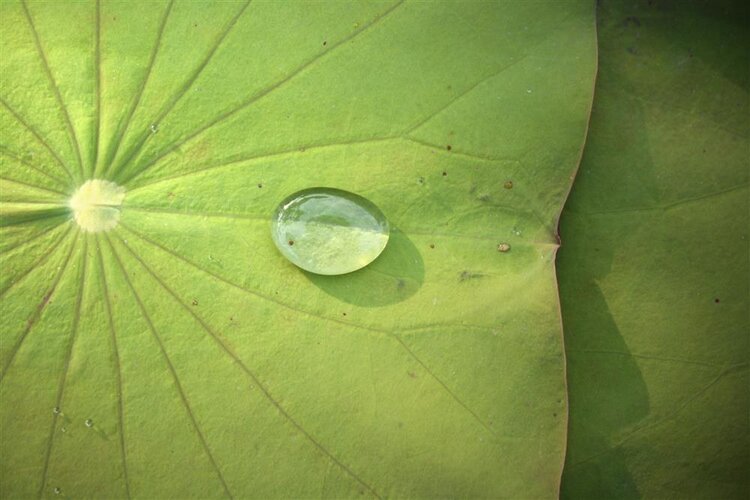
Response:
304,227,424,307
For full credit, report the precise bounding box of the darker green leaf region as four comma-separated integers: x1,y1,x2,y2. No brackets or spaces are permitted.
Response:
0,207,69,227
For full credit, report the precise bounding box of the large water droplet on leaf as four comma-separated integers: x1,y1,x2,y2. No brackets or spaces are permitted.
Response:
68,180,125,232
271,188,390,275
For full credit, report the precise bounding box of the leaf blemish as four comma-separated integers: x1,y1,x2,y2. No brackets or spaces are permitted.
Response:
459,271,485,281
192,299,199,306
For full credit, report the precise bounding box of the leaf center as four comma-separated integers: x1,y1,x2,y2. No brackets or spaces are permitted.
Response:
68,180,126,232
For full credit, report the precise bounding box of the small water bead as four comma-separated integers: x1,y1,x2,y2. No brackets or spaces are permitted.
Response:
149,123,159,133
85,419,93,428
52,407,61,415
271,188,390,275
54,487,61,495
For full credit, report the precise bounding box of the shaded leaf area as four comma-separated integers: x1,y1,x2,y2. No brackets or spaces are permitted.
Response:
559,0,749,498
1,0,595,498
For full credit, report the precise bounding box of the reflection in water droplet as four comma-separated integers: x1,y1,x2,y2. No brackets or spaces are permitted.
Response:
52,407,60,415
85,419,93,428
60,427,67,433
149,123,158,133
54,487,61,495
271,188,390,275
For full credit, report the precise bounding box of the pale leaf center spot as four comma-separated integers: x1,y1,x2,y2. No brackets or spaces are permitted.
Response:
69,180,126,233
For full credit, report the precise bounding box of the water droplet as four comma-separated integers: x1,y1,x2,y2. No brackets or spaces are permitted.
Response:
504,180,513,189
271,188,390,275
60,427,67,433
54,487,61,495
526,89,532,94
497,243,511,253
52,407,61,415
85,419,93,428
149,123,158,133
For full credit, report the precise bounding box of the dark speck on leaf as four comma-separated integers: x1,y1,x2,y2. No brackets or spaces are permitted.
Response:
478,193,491,202
408,371,417,379
288,240,294,246
192,299,198,306
323,40,327,46
342,312,347,316
714,298,720,303
442,171,447,176
257,183,263,188
446,144,452,151
429,244,435,249
396,279,406,290
504,180,513,189
459,270,485,281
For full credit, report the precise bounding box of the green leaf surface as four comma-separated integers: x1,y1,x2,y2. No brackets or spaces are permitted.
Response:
559,0,749,497
0,1,596,497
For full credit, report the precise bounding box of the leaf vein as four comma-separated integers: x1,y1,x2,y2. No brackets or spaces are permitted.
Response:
95,235,131,499
104,234,234,500
0,228,78,382
100,0,175,179
21,0,85,181
0,99,76,184
112,0,252,179
38,233,86,498
118,221,499,439
120,0,406,186
111,232,381,498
